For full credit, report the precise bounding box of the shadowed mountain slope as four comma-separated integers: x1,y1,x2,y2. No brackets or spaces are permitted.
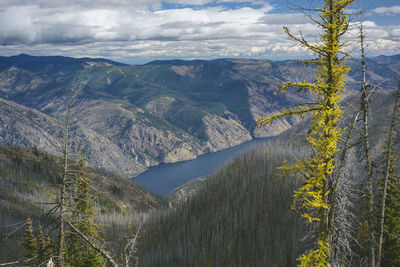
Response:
0,145,164,261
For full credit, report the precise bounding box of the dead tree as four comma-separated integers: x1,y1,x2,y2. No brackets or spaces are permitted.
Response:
124,218,145,267
65,219,119,267
358,9,376,267
331,112,359,265
51,79,145,267
55,80,81,267
0,258,36,266
377,78,400,267
65,215,146,267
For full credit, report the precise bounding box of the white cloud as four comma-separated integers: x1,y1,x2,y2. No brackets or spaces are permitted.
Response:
355,38,400,56
0,1,398,62
0,3,276,45
165,0,215,4
258,13,309,25
216,0,267,4
372,6,400,16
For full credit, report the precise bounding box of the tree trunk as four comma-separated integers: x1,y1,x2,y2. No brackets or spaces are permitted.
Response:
57,99,72,267
377,78,400,267
359,14,375,267
65,220,119,267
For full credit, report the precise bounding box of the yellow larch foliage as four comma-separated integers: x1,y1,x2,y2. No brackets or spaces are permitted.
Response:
256,0,353,265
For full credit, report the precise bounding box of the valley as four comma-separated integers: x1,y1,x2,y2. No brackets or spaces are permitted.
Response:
134,137,272,195
0,54,399,179
1,0,400,266
0,53,399,266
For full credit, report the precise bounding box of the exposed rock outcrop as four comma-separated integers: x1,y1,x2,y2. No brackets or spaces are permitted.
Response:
0,54,399,177
202,114,252,151
0,98,145,176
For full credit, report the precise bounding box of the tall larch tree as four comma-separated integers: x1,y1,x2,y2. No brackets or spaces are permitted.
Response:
256,0,353,265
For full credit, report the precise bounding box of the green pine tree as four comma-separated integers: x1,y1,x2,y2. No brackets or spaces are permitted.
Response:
65,155,106,267
23,217,38,266
45,234,53,263
37,225,53,266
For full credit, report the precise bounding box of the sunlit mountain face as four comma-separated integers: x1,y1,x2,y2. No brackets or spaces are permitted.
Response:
0,54,399,177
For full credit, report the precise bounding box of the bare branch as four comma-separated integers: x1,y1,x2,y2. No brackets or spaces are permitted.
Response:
64,219,119,267
0,257,36,266
124,218,145,267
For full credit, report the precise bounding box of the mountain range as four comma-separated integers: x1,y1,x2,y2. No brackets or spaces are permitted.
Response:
0,54,399,177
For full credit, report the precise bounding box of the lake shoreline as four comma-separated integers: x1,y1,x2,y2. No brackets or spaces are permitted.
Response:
132,137,274,195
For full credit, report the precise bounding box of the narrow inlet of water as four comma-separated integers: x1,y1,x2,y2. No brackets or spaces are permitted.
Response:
132,137,272,196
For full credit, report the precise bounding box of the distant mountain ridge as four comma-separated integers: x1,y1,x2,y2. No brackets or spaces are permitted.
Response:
0,54,399,177
0,53,126,71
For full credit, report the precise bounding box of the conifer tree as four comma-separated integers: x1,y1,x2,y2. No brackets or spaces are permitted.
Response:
47,81,118,267
55,80,82,267
23,217,38,267
66,154,106,267
37,225,53,266
256,0,353,265
45,234,53,264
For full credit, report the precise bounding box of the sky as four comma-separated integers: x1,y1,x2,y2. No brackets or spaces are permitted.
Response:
0,0,399,64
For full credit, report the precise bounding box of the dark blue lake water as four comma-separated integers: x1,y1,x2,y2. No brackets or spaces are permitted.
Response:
132,138,272,196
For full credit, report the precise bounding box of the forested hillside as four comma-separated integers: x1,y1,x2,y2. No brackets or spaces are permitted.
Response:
1,88,399,266
1,0,400,266
139,142,311,266
0,145,164,262
137,86,400,266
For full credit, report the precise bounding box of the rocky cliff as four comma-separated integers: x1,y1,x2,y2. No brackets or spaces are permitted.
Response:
0,54,398,177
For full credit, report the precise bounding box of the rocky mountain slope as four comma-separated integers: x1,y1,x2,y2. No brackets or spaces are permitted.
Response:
0,54,398,177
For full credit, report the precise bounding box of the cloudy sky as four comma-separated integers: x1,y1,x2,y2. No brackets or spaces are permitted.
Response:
0,0,399,64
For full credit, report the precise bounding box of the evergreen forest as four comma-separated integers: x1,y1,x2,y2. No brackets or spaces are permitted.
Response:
1,0,400,266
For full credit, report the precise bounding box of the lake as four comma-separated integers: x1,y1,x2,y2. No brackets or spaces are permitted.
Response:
132,137,273,196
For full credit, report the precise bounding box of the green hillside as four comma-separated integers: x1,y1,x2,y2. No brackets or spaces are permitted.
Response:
0,145,164,262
